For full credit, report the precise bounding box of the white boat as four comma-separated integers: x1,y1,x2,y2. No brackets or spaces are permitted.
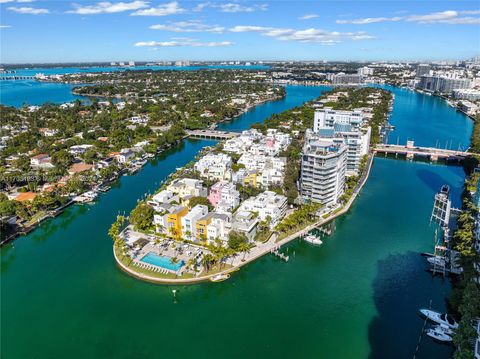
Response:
210,273,230,282
419,309,458,329
427,256,447,267
433,324,455,336
304,234,323,246
426,328,453,342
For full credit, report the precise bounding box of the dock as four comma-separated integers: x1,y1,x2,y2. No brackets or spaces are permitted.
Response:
270,246,289,262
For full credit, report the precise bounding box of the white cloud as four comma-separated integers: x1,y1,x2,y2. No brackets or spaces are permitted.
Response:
407,10,458,23
337,10,480,25
150,21,225,33
131,1,184,16
337,16,402,24
194,2,267,13
230,25,374,44
299,14,319,20
0,24,12,28
135,38,233,47
7,6,48,14
67,1,148,15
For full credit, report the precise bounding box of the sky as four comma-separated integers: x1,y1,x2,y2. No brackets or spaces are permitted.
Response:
0,0,479,63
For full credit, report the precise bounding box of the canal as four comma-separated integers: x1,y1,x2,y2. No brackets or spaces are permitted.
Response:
0,81,472,358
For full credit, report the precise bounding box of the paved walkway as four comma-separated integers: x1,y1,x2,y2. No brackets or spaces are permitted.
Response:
115,154,375,285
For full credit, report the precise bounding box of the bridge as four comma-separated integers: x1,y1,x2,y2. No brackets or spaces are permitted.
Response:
185,129,240,140
374,141,470,161
0,76,36,81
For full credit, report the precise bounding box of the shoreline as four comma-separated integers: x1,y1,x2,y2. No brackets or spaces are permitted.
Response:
0,91,285,246
113,152,375,285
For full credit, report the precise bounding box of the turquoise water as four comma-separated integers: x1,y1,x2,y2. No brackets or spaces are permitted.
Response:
141,252,185,271
380,85,473,150
0,83,473,358
4,65,269,77
0,65,268,108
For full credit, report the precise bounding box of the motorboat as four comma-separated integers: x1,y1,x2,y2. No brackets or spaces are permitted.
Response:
433,324,455,336
426,327,453,342
210,273,230,282
419,309,459,329
304,234,323,246
427,256,447,267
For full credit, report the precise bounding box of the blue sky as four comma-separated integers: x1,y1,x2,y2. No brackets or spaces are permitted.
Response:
1,0,479,63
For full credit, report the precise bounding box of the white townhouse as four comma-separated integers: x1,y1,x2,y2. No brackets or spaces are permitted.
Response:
166,178,208,199
181,205,209,240
237,191,288,228
194,153,232,181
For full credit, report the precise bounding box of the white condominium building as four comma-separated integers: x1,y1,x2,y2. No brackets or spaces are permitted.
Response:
313,108,364,132
300,135,347,206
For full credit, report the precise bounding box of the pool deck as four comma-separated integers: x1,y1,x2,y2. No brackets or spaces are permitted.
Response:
114,153,375,285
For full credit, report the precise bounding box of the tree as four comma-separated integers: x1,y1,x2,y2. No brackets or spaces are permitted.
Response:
227,231,248,251
82,148,98,164
187,196,213,210
0,198,16,217
129,202,153,231
52,149,73,169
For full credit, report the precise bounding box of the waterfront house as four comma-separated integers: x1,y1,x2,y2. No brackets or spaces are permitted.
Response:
232,211,258,241
206,212,232,243
116,148,135,163
237,191,288,228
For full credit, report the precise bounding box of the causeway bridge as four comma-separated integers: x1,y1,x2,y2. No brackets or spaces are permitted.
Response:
374,141,470,161
185,129,240,140
0,76,36,81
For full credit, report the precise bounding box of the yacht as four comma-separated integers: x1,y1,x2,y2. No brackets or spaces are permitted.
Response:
304,234,323,246
427,256,447,267
426,327,453,342
419,309,459,329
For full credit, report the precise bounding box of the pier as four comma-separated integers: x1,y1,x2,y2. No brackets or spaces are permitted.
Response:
185,129,240,140
270,246,289,262
374,142,469,161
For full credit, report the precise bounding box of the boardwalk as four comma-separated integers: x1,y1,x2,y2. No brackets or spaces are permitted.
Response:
185,129,240,140
374,143,469,161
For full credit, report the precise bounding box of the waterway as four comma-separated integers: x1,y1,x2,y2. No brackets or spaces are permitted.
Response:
0,65,268,108
0,79,473,358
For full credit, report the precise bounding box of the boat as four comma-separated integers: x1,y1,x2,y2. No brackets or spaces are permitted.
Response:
433,323,455,336
419,309,459,329
427,256,447,267
210,273,230,282
425,327,453,342
304,234,323,246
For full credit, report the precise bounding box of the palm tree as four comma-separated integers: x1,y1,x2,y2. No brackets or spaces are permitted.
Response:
239,242,251,261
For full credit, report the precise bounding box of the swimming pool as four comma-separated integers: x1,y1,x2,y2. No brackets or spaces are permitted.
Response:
140,252,185,271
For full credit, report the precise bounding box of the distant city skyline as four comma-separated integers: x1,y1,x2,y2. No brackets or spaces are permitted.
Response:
1,0,479,63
